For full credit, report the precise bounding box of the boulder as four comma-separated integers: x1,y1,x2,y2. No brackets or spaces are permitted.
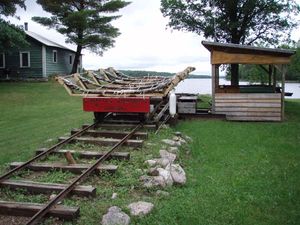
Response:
140,175,166,188
174,131,182,137
101,206,130,225
168,146,179,154
154,158,170,168
147,167,159,176
166,164,186,185
159,150,176,163
161,139,180,147
128,201,154,216
157,168,173,186
144,159,157,167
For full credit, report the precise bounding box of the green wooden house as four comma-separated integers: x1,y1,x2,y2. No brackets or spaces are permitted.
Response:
0,28,82,80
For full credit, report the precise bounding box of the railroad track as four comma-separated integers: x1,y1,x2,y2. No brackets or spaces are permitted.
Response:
0,115,155,225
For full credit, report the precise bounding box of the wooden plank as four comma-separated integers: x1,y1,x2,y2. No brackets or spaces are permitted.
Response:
0,201,79,220
177,102,196,107
36,148,130,160
226,116,281,121
211,50,292,65
10,162,117,175
215,107,281,112
154,103,169,122
0,179,96,197
215,99,281,103
58,136,143,148
82,123,156,130
215,93,281,99
215,102,281,107
216,111,281,117
177,96,197,101
71,129,148,140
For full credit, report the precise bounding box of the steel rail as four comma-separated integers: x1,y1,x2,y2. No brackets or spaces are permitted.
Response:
26,123,143,225
0,122,97,183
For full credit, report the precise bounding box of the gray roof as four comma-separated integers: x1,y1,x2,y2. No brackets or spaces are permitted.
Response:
202,41,295,57
26,31,76,52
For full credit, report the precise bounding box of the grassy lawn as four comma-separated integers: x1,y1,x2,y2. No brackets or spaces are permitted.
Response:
0,81,299,225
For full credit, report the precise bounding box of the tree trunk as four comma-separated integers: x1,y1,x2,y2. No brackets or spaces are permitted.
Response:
230,64,239,86
71,44,82,74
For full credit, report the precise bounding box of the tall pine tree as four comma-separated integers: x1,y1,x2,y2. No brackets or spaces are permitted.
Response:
161,0,300,85
0,0,28,52
33,0,130,73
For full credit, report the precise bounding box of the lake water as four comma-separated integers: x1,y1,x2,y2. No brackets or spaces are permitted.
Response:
175,78,300,99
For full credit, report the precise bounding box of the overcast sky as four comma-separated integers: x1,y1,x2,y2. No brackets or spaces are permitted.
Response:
10,0,300,75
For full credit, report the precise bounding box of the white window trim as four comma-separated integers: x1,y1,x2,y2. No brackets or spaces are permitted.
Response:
0,53,5,68
53,50,57,63
20,51,31,68
69,54,73,65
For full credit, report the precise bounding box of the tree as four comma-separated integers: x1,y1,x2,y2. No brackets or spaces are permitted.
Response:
33,0,130,74
0,0,28,51
0,0,25,17
161,0,300,85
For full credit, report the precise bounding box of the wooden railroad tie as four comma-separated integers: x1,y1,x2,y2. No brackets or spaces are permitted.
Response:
0,179,96,197
58,136,144,148
10,162,118,175
71,129,148,140
0,201,79,220
36,148,130,160
82,123,156,130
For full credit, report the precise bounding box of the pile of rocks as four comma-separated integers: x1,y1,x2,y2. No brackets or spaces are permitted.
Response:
141,132,191,188
101,131,192,225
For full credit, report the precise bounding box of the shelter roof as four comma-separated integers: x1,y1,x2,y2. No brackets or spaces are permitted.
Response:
26,31,76,52
202,41,295,65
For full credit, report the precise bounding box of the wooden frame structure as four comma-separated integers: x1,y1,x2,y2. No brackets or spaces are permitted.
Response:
202,41,295,121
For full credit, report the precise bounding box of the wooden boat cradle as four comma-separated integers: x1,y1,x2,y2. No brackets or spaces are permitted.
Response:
56,67,196,97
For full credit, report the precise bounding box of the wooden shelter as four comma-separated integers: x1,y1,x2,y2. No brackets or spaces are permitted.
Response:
202,41,295,121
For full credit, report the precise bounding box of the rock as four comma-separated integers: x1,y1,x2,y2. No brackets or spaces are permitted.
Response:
111,193,118,199
183,135,193,142
147,167,159,176
144,159,157,167
128,201,154,216
166,164,186,185
161,139,180,147
102,206,130,225
178,137,187,144
156,190,170,197
49,194,56,201
159,150,176,163
168,146,179,154
174,131,182,137
172,136,180,141
157,168,173,186
140,175,166,188
155,158,171,168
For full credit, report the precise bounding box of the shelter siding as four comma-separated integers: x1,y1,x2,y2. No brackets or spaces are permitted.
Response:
215,93,282,121
46,48,74,76
0,38,42,78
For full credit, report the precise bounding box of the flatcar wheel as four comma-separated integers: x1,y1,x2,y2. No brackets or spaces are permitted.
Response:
94,112,107,122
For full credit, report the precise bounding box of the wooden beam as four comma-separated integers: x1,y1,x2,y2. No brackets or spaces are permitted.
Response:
83,123,156,130
211,50,292,65
211,64,216,113
10,162,117,175
71,129,148,139
58,136,143,148
0,201,79,220
36,149,130,160
0,179,96,197
281,65,287,121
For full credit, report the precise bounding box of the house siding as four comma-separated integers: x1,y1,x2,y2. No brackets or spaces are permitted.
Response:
46,47,75,76
0,37,43,78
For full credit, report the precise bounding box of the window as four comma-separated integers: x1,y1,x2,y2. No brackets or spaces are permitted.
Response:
20,51,30,68
69,54,73,64
0,53,5,68
53,50,57,63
